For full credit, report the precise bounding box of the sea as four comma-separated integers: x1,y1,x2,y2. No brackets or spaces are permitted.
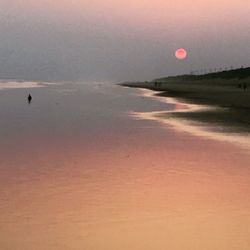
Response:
0,81,250,250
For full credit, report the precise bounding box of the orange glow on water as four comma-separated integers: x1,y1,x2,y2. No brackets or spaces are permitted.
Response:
1,130,250,250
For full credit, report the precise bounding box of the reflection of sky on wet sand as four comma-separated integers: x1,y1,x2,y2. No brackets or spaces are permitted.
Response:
132,88,250,150
0,81,57,90
137,88,218,113
0,83,250,249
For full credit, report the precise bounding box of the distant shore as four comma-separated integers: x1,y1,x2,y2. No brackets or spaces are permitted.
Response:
120,68,250,133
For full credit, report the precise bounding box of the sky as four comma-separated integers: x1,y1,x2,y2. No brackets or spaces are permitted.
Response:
0,0,250,82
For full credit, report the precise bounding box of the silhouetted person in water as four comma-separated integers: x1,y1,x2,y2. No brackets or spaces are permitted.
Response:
28,94,32,104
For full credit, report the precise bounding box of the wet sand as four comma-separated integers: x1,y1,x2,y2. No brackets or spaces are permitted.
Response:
121,80,250,132
131,88,250,150
0,81,250,250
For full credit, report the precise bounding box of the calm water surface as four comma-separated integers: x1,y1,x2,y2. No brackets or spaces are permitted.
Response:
0,82,250,250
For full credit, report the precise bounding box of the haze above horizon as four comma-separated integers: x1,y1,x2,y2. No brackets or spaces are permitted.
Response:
0,0,249,82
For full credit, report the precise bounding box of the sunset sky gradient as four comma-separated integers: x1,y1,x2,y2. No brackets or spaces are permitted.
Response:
0,0,249,81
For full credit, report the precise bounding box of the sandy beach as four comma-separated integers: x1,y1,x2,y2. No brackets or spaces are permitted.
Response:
121,74,250,133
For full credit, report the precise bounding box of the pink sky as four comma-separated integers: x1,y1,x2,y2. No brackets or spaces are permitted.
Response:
8,0,249,28
1,0,250,80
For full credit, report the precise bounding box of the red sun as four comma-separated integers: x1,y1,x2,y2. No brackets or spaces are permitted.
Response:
175,48,187,60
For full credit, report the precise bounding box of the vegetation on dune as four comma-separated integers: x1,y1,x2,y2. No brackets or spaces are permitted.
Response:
154,67,250,82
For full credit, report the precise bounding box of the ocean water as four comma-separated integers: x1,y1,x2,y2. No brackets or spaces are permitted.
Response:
0,81,250,250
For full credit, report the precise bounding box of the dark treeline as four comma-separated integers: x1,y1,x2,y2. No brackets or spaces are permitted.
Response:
154,67,250,82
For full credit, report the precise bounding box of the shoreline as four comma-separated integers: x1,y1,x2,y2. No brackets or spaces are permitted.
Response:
120,80,250,133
